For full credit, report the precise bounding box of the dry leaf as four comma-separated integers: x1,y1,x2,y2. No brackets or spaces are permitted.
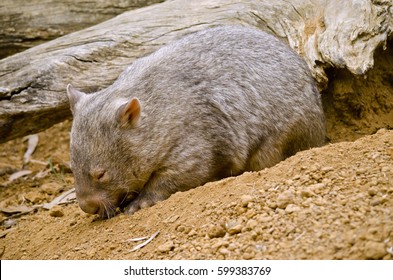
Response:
23,134,39,164
129,231,160,252
126,236,149,242
8,170,32,182
42,188,76,210
33,169,51,180
0,204,35,215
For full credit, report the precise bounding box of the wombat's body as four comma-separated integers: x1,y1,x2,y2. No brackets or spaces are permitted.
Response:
67,26,326,219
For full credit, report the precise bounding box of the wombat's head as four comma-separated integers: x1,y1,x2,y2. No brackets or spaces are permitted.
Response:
67,84,144,219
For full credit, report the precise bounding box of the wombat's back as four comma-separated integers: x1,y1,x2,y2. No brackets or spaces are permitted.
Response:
109,25,325,172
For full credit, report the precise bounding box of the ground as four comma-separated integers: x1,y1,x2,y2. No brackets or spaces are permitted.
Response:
0,42,392,260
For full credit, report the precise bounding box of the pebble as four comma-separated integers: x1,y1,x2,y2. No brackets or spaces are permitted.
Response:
314,197,327,206
321,166,334,173
364,241,386,259
276,190,295,209
41,182,62,195
370,196,388,206
24,191,44,204
267,201,277,209
49,206,64,217
219,248,231,256
176,225,185,232
367,187,378,196
257,216,272,223
226,224,243,235
285,204,300,213
309,183,326,193
211,240,229,251
157,241,175,253
300,188,314,198
187,229,198,237
207,224,226,238
243,252,255,260
227,243,237,251
240,195,253,207
245,219,258,231
236,206,247,214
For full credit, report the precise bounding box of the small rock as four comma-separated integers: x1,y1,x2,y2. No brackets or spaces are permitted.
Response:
364,241,386,259
240,195,253,207
236,206,247,214
211,240,229,251
309,183,326,193
300,188,314,198
370,196,388,206
183,226,192,234
157,241,175,253
176,225,186,232
24,191,44,204
208,224,226,238
227,224,243,235
356,168,368,176
227,243,237,251
257,216,272,223
276,190,295,209
285,204,300,213
49,206,64,217
314,197,326,206
321,166,334,173
41,182,62,195
245,219,258,231
243,252,255,260
267,201,277,209
219,248,231,256
187,229,198,237
367,188,378,196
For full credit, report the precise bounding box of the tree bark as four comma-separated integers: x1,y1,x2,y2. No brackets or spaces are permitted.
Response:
0,0,391,143
0,0,165,59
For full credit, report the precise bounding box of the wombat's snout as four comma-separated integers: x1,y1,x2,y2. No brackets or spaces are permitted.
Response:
78,197,101,215
76,189,134,219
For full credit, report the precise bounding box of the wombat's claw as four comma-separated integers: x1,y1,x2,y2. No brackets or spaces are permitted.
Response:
124,197,156,215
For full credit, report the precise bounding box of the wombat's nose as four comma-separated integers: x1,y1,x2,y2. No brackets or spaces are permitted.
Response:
78,199,100,215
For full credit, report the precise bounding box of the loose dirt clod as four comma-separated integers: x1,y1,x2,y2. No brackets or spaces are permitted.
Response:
49,206,65,217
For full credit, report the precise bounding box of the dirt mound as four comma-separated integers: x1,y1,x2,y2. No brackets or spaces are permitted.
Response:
0,121,392,259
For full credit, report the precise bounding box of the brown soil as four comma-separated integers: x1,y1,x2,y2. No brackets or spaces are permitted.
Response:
0,43,392,260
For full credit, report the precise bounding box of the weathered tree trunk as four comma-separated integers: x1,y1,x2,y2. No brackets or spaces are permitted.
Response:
0,0,391,143
0,0,165,59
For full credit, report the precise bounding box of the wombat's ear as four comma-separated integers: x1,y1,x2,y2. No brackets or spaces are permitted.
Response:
67,84,85,114
116,98,141,128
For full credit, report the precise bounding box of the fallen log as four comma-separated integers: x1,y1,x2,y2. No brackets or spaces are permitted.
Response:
0,0,165,58
0,0,391,143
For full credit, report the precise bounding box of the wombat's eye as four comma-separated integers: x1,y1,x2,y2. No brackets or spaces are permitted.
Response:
90,168,110,183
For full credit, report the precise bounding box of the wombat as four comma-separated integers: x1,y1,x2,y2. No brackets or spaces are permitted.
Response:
67,25,326,219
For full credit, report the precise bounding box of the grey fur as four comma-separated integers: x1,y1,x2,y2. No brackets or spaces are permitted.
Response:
67,25,326,219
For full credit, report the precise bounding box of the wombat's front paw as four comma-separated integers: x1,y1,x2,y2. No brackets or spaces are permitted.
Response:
124,196,157,215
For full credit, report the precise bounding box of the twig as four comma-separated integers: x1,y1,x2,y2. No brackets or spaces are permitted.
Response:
129,231,160,252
